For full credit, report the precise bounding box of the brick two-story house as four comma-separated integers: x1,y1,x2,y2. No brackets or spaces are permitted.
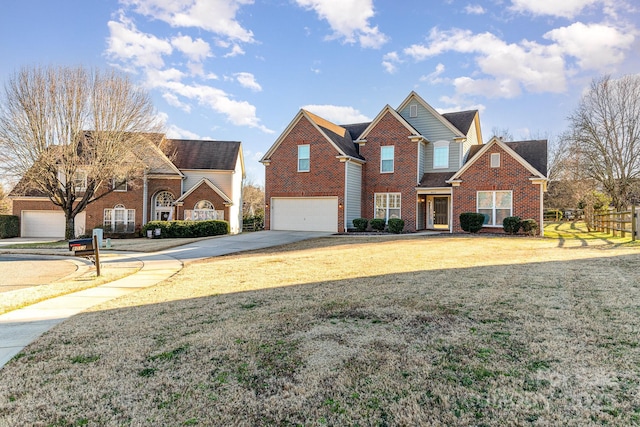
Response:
10,135,245,237
260,91,547,234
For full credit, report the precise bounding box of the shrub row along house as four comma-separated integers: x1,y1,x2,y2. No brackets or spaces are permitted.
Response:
260,91,548,234
9,134,245,238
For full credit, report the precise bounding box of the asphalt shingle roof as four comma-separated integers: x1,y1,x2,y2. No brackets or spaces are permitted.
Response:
442,110,477,135
160,139,241,170
418,172,457,188
467,139,547,176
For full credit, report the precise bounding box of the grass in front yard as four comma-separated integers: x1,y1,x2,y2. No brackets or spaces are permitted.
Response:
1,235,640,426
544,220,639,247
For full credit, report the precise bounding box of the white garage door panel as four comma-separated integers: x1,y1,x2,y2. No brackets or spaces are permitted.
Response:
22,211,86,238
271,197,338,232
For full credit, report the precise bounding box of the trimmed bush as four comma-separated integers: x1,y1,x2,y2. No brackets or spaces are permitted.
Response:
352,218,368,232
142,220,229,238
0,215,19,238
459,212,485,233
388,218,405,234
503,216,522,234
370,218,386,232
521,219,539,236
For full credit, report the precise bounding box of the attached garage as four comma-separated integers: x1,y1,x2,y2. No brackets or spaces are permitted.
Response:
21,211,86,238
270,197,338,232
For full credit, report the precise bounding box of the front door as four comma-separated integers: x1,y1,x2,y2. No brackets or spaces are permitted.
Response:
433,197,449,229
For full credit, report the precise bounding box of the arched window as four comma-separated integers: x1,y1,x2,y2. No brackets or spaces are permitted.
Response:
194,200,214,210
433,140,449,169
153,191,175,221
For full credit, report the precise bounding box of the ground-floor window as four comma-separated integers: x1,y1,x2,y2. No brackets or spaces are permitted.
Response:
184,200,224,221
375,193,401,223
104,204,135,233
477,191,512,226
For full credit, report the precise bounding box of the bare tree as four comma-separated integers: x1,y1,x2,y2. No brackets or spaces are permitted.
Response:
567,74,640,210
242,178,265,218
0,185,10,214
0,65,162,239
489,126,513,142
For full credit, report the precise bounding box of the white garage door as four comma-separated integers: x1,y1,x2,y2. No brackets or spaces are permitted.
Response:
21,211,86,238
271,197,338,232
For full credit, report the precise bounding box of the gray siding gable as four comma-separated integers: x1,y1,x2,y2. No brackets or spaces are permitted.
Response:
399,103,461,173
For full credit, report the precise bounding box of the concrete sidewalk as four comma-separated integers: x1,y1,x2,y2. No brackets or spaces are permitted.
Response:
0,230,330,370
0,253,182,368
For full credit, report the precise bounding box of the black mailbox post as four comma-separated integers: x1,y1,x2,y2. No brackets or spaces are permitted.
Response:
69,238,94,256
69,235,101,276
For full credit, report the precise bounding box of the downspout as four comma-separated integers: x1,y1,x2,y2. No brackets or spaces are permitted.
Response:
142,170,148,225
539,183,544,237
344,160,348,233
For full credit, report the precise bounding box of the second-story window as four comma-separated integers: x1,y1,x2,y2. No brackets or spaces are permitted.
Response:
381,145,394,173
298,144,310,172
113,176,127,192
433,141,449,169
73,170,87,192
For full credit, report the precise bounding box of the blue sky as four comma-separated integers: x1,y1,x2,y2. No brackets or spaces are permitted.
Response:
1,0,639,184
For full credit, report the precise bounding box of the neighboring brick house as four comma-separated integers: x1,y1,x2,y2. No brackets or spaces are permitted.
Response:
260,91,548,234
10,135,245,237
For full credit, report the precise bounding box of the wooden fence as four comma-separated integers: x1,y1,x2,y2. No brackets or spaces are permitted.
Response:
592,206,638,241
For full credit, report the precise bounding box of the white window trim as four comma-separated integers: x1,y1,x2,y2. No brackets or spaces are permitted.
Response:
380,145,394,173
433,140,449,169
409,104,418,118
374,192,401,223
490,153,501,168
298,144,310,172
104,204,135,233
476,190,512,227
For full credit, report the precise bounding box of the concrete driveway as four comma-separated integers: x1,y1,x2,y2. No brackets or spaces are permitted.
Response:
157,230,333,264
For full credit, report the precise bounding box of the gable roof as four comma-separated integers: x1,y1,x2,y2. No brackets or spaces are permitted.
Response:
306,110,363,159
160,139,241,171
260,109,365,163
397,91,467,139
175,177,233,205
450,137,547,182
356,104,423,142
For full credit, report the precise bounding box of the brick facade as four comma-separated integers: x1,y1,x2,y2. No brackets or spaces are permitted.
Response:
359,112,419,232
451,144,543,233
177,182,230,222
264,116,346,231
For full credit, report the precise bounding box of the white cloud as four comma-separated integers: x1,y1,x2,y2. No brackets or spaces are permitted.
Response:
295,0,388,48
162,92,191,112
544,22,635,70
464,4,486,14
235,72,262,91
120,0,255,42
302,104,371,124
223,44,245,57
106,15,172,69
420,63,446,84
382,51,401,74
171,34,212,62
436,97,486,114
509,0,599,18
404,28,569,97
154,81,273,132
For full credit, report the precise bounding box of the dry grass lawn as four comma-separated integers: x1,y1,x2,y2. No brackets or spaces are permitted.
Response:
1,224,640,426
